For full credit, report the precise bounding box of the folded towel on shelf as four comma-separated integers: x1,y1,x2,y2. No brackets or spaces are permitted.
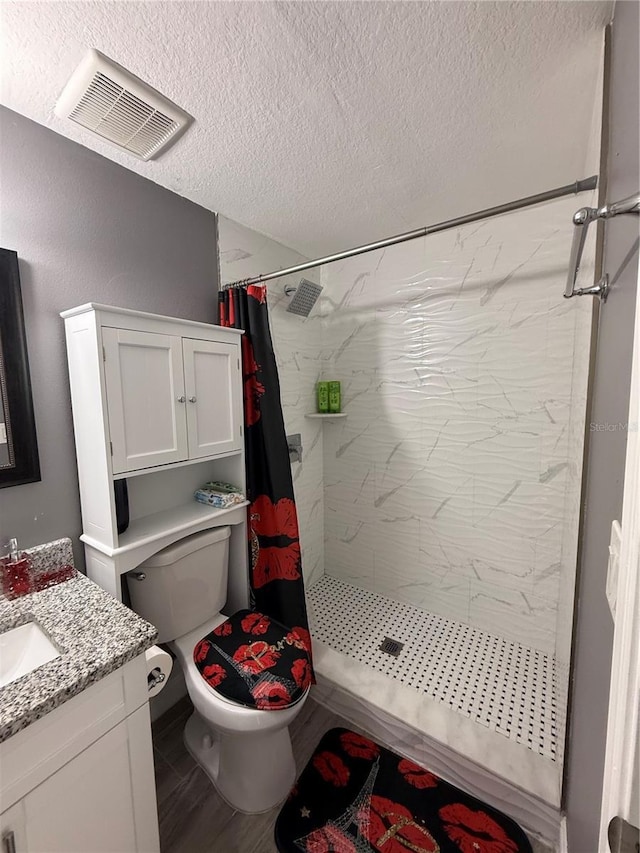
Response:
194,481,245,509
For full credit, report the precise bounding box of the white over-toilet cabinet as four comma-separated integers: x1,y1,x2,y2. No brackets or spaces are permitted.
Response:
103,329,241,473
61,304,249,609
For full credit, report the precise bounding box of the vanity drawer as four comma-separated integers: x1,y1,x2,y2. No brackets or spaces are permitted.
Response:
0,654,147,811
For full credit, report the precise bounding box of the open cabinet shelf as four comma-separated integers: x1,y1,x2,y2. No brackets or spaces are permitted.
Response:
81,500,249,560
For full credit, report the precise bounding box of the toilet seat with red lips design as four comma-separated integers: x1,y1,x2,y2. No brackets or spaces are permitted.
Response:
193,609,312,710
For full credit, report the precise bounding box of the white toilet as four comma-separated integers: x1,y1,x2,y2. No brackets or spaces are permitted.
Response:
127,526,310,814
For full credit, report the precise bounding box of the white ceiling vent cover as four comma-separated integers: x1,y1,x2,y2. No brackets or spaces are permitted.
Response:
55,49,192,161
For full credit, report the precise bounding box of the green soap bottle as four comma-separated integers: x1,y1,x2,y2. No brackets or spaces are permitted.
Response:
317,381,329,413
328,381,341,413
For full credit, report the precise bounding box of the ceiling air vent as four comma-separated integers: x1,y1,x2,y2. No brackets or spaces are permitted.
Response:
55,49,192,161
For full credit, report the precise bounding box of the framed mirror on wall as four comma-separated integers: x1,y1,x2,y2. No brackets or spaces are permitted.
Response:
0,248,40,488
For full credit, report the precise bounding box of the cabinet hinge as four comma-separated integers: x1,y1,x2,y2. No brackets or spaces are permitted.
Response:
103,346,106,363
237,359,240,370
110,441,113,456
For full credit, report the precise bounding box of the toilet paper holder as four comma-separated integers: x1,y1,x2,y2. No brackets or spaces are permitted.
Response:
144,644,173,697
147,667,166,691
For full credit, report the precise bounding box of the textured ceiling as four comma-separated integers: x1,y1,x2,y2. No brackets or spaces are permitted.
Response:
1,1,611,257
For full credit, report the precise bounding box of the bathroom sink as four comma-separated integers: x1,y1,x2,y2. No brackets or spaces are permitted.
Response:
0,621,61,688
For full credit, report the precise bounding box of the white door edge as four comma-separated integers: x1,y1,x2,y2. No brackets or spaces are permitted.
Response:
598,265,640,852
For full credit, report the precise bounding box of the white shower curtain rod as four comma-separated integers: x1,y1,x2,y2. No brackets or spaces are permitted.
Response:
223,176,598,289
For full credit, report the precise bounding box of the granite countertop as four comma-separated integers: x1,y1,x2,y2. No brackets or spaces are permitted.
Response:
0,560,157,743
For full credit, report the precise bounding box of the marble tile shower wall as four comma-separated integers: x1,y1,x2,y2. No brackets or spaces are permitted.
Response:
320,196,594,655
217,216,325,588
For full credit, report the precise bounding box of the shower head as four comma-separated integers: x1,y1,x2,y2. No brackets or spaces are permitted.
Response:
284,278,323,317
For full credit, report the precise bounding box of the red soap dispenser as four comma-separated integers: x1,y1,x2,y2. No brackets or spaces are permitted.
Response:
1,538,32,599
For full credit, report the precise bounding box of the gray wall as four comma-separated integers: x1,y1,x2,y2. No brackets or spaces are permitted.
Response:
566,2,639,850
0,107,218,568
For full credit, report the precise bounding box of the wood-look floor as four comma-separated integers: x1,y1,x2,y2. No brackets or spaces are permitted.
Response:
151,696,554,853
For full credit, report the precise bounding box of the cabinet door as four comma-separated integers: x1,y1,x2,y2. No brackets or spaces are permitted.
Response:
1,802,28,853
23,707,159,853
183,338,242,459
103,328,188,474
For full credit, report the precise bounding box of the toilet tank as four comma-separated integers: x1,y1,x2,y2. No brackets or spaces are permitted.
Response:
127,526,231,643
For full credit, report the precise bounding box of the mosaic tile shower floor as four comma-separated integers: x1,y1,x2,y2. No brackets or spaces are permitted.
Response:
308,576,560,762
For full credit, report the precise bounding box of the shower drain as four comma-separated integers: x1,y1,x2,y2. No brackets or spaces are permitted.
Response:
379,637,404,657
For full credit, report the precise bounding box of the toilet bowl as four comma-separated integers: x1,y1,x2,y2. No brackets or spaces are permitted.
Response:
127,527,310,814
173,614,309,812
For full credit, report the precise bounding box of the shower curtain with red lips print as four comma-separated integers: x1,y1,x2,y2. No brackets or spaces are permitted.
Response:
218,285,314,678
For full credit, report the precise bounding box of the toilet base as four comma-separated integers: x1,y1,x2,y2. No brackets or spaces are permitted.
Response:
183,711,297,814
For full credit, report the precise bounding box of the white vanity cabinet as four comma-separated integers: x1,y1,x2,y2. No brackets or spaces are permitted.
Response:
0,658,159,853
61,304,249,610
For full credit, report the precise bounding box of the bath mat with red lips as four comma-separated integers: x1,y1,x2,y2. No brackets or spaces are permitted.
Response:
274,728,533,853
193,609,312,710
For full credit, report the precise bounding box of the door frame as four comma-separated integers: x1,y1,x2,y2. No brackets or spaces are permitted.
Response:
598,264,640,851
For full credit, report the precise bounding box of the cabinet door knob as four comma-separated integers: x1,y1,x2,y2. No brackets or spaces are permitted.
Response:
2,830,16,853
177,396,186,403
188,396,197,403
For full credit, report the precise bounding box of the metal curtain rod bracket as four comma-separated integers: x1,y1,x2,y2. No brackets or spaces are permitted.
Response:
565,192,640,302
222,176,598,290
